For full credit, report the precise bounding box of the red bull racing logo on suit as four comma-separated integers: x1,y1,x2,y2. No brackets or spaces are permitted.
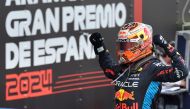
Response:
115,89,135,101
115,103,138,109
115,89,138,109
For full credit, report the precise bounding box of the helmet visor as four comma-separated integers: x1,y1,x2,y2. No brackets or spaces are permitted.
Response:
117,41,140,51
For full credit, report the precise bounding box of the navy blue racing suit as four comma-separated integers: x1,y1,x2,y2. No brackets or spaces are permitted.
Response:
98,48,188,109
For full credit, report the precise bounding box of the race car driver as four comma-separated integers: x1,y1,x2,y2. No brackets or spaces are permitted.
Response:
89,22,188,109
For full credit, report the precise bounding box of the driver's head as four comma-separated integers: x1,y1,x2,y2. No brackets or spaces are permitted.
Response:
116,22,153,64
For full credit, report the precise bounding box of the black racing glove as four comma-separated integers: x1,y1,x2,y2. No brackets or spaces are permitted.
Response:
89,32,107,55
153,34,176,57
153,34,168,48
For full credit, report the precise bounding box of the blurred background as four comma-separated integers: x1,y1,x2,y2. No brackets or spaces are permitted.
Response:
0,0,190,109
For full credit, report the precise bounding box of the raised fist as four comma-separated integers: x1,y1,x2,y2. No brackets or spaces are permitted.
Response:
90,32,104,46
153,34,168,48
89,32,107,55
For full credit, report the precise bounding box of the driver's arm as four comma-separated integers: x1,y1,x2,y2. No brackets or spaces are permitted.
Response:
89,33,122,80
153,52,188,82
99,52,122,80
152,35,188,82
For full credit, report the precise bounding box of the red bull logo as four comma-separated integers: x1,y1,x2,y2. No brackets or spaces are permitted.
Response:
115,103,138,109
115,89,135,101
